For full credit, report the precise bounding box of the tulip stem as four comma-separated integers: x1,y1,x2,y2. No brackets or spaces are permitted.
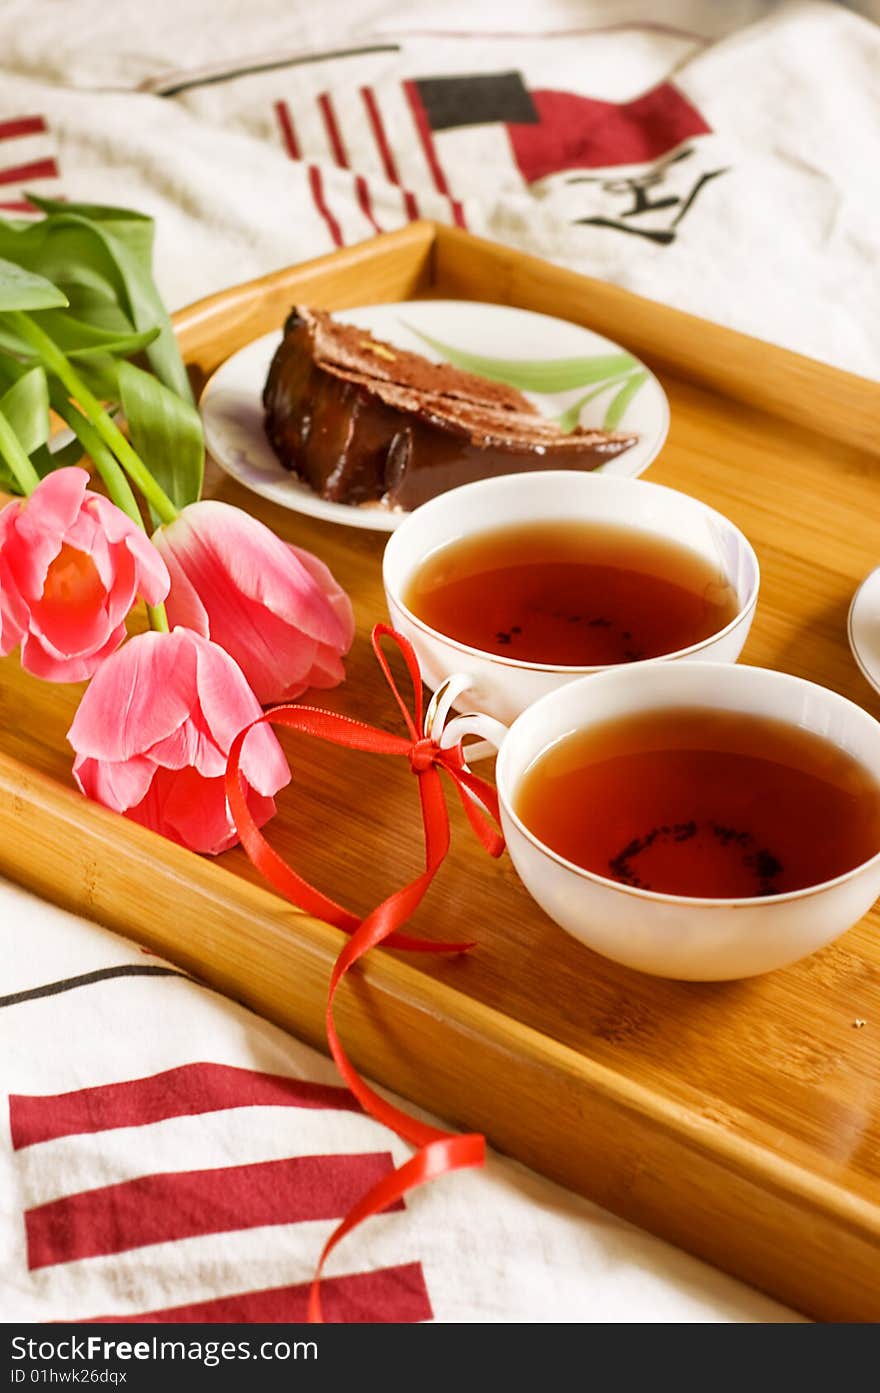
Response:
7,312,180,526
48,390,145,528
146,602,170,633
49,390,172,636
0,406,42,495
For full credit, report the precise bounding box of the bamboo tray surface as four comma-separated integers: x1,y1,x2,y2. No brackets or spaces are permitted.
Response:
2,223,879,1321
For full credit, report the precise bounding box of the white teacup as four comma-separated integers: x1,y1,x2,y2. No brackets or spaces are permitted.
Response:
383,471,760,724
437,662,880,981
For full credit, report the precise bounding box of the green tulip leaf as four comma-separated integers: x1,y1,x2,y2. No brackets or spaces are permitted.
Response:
30,308,160,360
25,194,154,247
0,257,68,312
0,354,31,390
0,363,83,488
71,353,126,402
3,204,192,403
30,433,86,478
0,365,50,455
118,360,203,513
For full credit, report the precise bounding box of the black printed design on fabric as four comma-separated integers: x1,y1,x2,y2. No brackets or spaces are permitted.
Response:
413,71,539,130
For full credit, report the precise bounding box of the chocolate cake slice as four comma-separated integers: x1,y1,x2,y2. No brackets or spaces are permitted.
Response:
262,306,638,510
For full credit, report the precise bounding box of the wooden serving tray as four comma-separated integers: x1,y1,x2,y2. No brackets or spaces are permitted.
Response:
2,223,879,1321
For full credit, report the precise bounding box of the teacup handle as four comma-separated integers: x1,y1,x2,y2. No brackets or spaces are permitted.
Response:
424,674,509,764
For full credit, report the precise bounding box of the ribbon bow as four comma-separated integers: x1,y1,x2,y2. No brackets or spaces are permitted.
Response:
226,624,505,1322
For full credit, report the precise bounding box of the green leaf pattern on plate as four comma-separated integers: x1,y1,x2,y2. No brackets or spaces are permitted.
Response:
402,322,648,432
603,370,649,431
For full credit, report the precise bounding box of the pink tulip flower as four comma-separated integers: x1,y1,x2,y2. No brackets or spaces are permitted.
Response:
0,548,28,656
68,626,291,855
153,500,355,704
0,467,170,683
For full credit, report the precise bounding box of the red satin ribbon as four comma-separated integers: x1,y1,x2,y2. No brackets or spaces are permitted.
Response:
225,624,505,1322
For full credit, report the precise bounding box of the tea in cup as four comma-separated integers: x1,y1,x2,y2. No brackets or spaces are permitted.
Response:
437,661,880,980
383,471,760,723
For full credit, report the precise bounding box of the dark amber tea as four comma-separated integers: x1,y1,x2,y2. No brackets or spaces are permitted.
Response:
515,707,880,898
403,519,739,665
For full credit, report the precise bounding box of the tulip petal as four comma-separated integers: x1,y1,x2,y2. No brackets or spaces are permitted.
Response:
159,501,350,647
70,625,289,854
127,530,171,606
163,773,277,856
23,618,127,683
102,548,140,632
86,497,169,606
67,628,198,759
140,766,236,855
1,469,170,683
200,602,316,706
0,498,17,545
237,719,292,797
8,469,90,601
286,640,347,694
123,762,276,854
123,771,177,845
288,544,355,651
30,547,118,659
188,629,262,749
73,751,156,812
243,785,279,836
17,468,90,540
150,711,228,778
154,501,354,704
146,721,207,773
158,545,209,635
0,553,27,654
185,631,289,793
86,492,146,546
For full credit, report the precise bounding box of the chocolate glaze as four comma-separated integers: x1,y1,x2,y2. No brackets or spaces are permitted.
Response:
262,307,639,509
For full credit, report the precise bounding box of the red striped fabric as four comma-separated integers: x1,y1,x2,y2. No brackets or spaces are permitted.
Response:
402,80,450,194
14,1058,432,1318
307,164,343,246
90,1263,432,1324
274,98,300,159
401,80,467,228
360,87,398,183
0,156,58,188
353,175,383,233
10,1062,359,1150
360,86,420,222
318,91,382,234
26,1152,401,1269
318,92,347,168
274,100,344,246
0,116,46,140
0,116,60,214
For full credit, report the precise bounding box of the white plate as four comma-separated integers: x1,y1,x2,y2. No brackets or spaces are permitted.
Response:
200,299,670,532
848,566,880,696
